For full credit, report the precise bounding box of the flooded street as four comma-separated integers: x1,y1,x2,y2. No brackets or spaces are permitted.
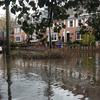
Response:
0,51,100,100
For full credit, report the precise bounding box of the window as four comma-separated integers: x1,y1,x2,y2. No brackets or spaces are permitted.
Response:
47,32,58,42
68,19,74,27
77,33,81,40
77,34,80,39
16,36,20,42
70,20,73,27
14,27,21,33
52,34,56,40
52,33,57,41
78,19,82,26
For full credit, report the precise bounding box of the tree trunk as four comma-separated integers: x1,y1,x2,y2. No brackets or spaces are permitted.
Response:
6,2,10,55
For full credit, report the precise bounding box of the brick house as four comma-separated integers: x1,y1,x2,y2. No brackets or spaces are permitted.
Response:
12,13,89,44
64,13,89,42
46,13,89,44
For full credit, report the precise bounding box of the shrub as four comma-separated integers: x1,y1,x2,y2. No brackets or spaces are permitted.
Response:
81,33,95,46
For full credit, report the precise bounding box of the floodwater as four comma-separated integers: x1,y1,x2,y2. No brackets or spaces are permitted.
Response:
0,51,100,100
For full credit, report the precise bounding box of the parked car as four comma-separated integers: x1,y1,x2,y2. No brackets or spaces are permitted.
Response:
0,46,2,53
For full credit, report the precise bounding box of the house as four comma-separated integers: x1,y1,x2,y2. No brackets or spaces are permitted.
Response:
65,13,89,42
13,25,27,42
46,13,89,44
13,13,89,44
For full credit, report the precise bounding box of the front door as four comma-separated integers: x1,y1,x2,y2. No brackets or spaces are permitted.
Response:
67,33,70,42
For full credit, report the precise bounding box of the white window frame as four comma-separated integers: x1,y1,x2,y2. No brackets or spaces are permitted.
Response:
68,19,74,27
47,32,58,42
52,34,57,41
14,27,21,33
76,34,81,40
15,36,21,42
70,20,73,27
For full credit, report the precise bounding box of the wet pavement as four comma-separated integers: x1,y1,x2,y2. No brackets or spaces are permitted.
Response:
0,51,100,100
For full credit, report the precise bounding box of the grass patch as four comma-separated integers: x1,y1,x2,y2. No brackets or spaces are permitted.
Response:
11,48,64,59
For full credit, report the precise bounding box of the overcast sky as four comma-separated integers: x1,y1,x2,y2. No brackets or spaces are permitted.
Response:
0,6,16,19
0,7,5,17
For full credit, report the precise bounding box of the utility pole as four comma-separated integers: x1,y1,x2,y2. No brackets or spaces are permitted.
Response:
48,0,54,49
5,0,10,55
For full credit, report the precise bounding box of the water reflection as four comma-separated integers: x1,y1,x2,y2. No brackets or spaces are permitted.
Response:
0,51,100,100
0,54,12,100
6,55,12,100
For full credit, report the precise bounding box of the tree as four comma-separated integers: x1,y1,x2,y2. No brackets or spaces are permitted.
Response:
0,0,69,47
81,32,95,46
0,0,100,45
87,14,100,41
64,0,100,41
64,0,100,14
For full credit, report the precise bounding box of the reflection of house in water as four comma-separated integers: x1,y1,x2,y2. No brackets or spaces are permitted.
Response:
7,52,100,100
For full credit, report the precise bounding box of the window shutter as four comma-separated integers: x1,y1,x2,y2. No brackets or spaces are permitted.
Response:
73,20,74,27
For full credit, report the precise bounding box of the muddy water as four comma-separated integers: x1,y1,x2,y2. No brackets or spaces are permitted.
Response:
0,52,100,100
